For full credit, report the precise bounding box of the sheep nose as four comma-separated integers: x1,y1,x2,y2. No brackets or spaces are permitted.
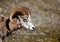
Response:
32,27,35,29
31,27,35,31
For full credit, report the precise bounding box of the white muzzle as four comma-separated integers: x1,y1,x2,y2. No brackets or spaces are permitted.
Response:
18,15,35,31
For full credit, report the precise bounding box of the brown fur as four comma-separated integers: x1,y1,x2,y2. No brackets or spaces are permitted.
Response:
0,15,21,42
9,18,20,31
0,15,7,38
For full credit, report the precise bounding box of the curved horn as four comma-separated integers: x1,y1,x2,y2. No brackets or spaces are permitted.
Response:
10,7,28,23
20,6,31,15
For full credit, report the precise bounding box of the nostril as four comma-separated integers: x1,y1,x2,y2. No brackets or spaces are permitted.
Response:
32,30,33,31
32,27,35,29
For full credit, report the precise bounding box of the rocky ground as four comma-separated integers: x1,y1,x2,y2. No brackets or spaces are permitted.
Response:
0,0,60,42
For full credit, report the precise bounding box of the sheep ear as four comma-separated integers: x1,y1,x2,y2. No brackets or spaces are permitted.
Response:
28,15,31,21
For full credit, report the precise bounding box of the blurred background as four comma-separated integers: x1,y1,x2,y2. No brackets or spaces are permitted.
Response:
0,0,60,42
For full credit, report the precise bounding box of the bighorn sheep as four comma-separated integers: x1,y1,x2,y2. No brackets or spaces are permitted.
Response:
0,6,35,42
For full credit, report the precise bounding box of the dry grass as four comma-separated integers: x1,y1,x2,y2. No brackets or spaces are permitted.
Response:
0,0,60,42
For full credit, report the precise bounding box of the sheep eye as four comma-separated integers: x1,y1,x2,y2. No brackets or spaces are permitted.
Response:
24,19,27,22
